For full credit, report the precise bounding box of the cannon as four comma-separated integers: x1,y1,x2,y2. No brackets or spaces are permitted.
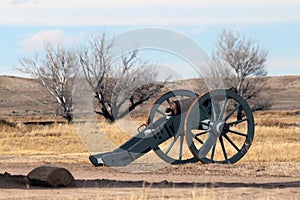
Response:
89,89,254,167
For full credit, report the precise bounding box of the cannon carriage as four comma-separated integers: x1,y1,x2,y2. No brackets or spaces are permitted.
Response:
89,88,254,167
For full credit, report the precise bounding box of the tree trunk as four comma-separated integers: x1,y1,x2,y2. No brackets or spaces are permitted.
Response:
27,166,75,187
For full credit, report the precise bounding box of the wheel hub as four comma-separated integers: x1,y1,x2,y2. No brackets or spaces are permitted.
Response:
210,120,225,137
221,123,230,135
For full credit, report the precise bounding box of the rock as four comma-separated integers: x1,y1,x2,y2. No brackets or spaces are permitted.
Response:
27,166,75,187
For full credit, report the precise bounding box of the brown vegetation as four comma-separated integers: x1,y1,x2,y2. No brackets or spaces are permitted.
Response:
0,111,299,162
0,75,300,117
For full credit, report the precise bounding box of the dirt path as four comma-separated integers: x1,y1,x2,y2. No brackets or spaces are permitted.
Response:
0,156,300,199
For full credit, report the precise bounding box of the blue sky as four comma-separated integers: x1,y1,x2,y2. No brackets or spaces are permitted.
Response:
0,0,299,77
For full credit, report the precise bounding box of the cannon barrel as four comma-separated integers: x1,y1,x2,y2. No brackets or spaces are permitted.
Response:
89,115,182,166
166,97,196,116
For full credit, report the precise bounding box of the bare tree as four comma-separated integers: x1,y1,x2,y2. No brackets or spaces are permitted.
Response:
204,53,234,90
19,42,78,122
78,33,163,122
213,29,270,110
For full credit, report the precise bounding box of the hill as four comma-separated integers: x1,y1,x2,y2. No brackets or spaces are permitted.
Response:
0,75,299,117
0,76,56,116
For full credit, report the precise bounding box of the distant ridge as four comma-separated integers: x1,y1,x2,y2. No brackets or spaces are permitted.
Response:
0,75,299,116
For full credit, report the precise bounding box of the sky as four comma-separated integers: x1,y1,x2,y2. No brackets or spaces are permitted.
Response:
0,0,300,78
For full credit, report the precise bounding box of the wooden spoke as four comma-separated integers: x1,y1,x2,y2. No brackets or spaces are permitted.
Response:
164,135,179,155
223,134,240,152
194,135,204,144
219,136,228,160
157,108,167,117
195,130,209,137
199,105,210,119
210,144,216,161
225,104,241,121
179,135,184,160
228,129,248,137
228,118,248,126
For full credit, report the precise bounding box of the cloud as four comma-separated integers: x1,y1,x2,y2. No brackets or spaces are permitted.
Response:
11,0,33,4
19,30,86,53
0,0,300,26
4,0,300,8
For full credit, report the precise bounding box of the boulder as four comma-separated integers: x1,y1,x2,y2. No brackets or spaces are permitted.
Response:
27,166,75,187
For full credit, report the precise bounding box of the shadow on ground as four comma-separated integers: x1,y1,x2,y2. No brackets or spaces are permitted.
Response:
1,172,300,189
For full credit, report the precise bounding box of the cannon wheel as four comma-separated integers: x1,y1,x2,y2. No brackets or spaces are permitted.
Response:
185,89,255,164
146,89,199,164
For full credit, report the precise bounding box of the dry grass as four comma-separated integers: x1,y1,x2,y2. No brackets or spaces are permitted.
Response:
255,110,300,127
244,126,300,162
0,111,300,164
0,122,86,155
0,113,300,200
241,111,300,163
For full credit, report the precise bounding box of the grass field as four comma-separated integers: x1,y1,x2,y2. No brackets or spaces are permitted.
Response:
0,111,300,199
0,110,299,164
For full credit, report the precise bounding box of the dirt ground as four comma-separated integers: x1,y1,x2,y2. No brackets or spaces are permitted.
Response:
0,155,299,200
